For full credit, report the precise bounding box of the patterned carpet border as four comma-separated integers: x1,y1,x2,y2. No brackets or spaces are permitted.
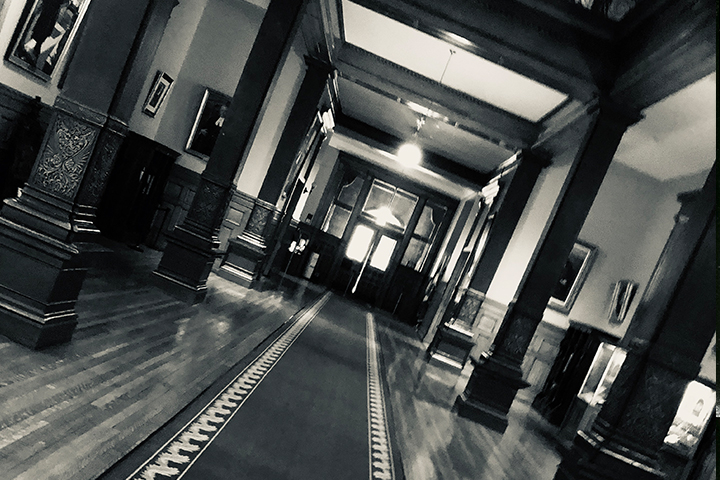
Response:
126,292,331,480
366,313,395,480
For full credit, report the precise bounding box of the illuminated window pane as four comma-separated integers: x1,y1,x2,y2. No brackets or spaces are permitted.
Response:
390,190,417,229
401,237,430,271
414,203,446,239
369,235,396,271
346,224,374,262
363,180,394,213
322,205,351,238
362,179,417,231
338,175,362,206
414,205,436,239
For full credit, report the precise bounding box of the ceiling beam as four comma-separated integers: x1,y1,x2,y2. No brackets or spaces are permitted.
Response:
336,112,491,187
610,0,716,110
336,44,540,149
347,0,610,101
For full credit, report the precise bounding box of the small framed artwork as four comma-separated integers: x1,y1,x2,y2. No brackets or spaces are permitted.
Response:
548,240,597,314
185,88,232,159
6,0,92,81
142,71,173,117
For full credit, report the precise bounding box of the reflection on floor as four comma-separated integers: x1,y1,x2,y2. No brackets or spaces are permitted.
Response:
376,316,562,480
0,239,323,480
0,238,564,480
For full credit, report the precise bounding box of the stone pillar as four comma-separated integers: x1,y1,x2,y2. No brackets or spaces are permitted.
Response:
554,165,716,480
153,0,309,303
0,0,159,348
454,98,641,433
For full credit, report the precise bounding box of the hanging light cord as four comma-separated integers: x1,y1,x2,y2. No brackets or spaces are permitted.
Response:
415,48,456,136
439,48,456,85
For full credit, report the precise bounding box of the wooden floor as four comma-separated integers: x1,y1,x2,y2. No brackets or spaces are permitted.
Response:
0,238,565,480
375,316,563,480
0,239,323,480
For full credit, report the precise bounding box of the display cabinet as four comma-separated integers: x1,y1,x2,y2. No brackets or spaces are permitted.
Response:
532,322,618,426
558,342,627,441
658,379,716,480
663,380,715,456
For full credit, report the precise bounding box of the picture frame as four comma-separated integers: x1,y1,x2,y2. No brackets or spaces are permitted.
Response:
6,0,92,81
142,71,173,117
185,88,232,159
548,240,597,314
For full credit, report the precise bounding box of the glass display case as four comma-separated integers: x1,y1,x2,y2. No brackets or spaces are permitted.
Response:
577,342,627,407
558,342,627,441
663,380,715,457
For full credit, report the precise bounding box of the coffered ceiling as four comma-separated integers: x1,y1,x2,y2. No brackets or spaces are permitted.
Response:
299,0,715,189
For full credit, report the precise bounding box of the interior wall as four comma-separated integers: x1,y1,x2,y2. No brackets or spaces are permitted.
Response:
0,0,77,105
484,158,573,307
128,0,210,139
483,111,711,339
542,161,683,336
152,0,265,173
297,141,339,222
234,35,305,199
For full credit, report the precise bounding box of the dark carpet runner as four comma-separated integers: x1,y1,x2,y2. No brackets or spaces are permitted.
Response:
123,292,400,480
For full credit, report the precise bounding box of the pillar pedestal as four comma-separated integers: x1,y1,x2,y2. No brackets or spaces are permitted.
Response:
0,217,84,348
554,429,665,480
455,352,530,432
153,177,230,303
454,305,539,432
217,199,278,288
0,99,104,348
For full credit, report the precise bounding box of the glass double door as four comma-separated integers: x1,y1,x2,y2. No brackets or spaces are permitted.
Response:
341,222,399,303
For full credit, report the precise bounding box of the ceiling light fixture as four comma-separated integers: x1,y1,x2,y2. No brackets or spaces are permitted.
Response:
396,48,456,169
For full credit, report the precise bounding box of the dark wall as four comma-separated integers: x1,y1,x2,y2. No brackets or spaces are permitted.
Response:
0,85,52,199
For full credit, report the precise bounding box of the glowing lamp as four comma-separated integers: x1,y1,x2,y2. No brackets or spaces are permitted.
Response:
396,142,422,168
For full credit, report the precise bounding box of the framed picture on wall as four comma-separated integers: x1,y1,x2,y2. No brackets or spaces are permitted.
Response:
6,0,92,81
142,71,173,117
185,88,232,159
548,240,597,314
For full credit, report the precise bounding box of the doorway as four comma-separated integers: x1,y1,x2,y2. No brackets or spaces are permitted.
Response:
341,222,400,303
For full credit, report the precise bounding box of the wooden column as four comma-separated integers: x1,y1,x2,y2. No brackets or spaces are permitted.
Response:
256,57,332,206
73,0,180,240
554,165,716,480
153,0,309,303
467,149,549,295
247,56,332,279
454,98,641,433
0,0,158,348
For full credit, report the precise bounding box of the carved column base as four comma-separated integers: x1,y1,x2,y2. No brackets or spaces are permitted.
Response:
553,430,664,480
0,217,85,349
71,117,127,243
216,199,280,288
454,352,529,433
152,225,220,304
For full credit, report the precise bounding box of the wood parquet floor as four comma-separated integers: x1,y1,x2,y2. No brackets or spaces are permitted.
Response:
1,237,565,480
0,239,323,480
375,315,563,480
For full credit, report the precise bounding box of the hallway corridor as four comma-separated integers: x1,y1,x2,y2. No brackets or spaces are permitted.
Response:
0,240,562,480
